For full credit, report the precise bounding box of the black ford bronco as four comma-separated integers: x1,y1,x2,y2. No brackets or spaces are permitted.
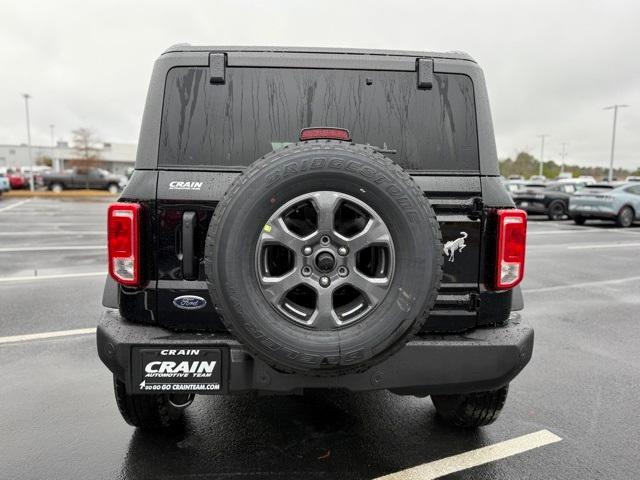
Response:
97,45,533,429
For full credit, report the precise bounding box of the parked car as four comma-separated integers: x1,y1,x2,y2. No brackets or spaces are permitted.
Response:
569,182,640,227
576,175,596,184
512,181,584,220
529,175,547,182
0,173,10,195
1,168,28,189
21,166,51,188
42,168,123,193
555,173,573,180
625,176,640,182
508,174,524,180
557,178,592,187
97,45,533,430
503,179,528,195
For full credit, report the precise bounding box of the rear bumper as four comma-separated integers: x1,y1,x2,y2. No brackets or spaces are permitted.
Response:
97,310,534,396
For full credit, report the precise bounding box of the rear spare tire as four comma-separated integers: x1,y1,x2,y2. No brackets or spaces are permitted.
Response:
205,141,443,376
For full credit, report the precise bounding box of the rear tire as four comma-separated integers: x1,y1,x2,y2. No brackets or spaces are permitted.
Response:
616,206,634,228
51,183,63,193
431,385,508,427
107,183,120,194
113,378,190,430
547,201,566,221
573,216,586,225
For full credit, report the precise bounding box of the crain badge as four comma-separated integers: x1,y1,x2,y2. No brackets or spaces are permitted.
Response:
443,231,468,262
169,181,203,190
173,295,207,310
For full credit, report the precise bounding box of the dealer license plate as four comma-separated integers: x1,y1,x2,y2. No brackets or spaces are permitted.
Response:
132,347,223,394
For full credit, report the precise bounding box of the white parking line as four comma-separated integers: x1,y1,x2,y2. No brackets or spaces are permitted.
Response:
0,231,104,236
524,275,640,293
0,328,97,345
0,222,103,226
375,429,561,480
567,242,640,250
0,245,105,252
528,229,633,235
0,199,31,213
528,242,640,251
0,272,105,283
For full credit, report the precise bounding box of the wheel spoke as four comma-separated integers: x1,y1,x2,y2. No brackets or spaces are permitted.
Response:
347,218,391,254
261,217,305,251
348,270,391,307
308,287,339,330
310,191,341,233
256,190,396,328
260,270,304,305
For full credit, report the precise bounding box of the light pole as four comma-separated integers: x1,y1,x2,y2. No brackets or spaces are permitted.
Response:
604,104,628,182
559,143,568,175
537,134,549,177
22,93,34,191
49,124,59,171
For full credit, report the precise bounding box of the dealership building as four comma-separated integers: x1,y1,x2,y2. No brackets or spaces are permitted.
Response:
0,141,136,175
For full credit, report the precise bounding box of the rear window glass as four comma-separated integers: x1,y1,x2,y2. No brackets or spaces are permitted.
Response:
159,67,479,171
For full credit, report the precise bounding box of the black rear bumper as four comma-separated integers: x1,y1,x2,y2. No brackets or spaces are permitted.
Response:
97,310,533,396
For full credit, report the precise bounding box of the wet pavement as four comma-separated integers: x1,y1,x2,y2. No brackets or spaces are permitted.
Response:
1,197,640,479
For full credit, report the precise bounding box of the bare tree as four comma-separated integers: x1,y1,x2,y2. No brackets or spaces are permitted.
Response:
70,128,101,169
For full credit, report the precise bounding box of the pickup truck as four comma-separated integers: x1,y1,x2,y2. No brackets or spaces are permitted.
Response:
42,168,122,193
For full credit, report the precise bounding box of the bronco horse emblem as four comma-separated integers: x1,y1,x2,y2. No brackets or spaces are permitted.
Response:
443,232,468,262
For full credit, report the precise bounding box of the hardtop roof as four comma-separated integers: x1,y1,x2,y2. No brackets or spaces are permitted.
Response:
162,44,476,63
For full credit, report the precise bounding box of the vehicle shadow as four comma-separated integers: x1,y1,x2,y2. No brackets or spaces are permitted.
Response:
118,390,492,479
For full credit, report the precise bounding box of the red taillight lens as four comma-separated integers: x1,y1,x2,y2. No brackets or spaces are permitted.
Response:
300,127,351,142
494,209,527,289
108,202,141,287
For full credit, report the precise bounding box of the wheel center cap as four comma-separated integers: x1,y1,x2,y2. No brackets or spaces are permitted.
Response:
315,252,336,272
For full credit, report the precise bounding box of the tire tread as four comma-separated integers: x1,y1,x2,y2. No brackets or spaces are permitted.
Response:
205,141,443,376
432,385,508,428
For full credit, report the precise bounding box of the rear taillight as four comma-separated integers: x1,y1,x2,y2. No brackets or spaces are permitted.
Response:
494,209,527,290
108,202,141,287
299,127,351,142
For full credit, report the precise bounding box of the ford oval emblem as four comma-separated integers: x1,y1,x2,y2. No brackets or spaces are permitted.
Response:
173,295,207,310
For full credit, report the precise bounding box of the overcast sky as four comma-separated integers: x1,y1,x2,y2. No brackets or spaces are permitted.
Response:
1,0,639,168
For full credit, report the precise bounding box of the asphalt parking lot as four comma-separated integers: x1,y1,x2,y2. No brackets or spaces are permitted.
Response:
1,197,640,479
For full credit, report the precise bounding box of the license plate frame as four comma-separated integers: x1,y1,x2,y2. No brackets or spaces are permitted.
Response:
131,346,226,394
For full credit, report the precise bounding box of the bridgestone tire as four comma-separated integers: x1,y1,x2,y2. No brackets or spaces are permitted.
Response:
205,141,443,376
113,378,185,430
431,385,509,427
